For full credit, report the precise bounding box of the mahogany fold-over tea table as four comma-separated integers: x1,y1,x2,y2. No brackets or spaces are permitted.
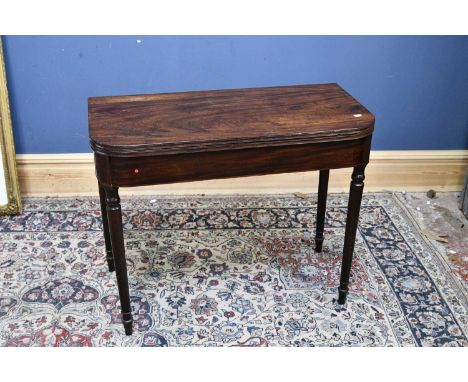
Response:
88,83,374,335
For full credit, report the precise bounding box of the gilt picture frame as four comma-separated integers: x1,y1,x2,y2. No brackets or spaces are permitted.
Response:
0,38,21,215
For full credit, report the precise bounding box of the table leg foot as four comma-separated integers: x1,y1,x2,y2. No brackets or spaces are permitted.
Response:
315,169,329,253
337,286,348,305
315,238,324,253
123,313,133,336
338,166,365,305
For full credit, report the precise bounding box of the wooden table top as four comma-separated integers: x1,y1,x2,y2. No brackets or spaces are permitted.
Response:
89,83,374,157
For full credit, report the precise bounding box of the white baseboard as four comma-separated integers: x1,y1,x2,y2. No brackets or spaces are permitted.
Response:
15,150,468,196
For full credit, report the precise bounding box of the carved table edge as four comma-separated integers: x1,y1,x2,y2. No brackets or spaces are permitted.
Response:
90,127,374,158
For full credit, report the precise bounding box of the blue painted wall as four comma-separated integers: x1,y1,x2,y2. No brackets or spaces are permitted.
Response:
3,35,468,154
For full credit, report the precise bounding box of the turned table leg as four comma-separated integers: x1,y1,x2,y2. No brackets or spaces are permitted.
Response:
338,165,365,305
315,169,329,252
104,186,133,335
98,182,115,272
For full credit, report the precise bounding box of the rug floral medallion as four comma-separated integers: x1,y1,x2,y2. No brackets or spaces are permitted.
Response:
0,193,466,347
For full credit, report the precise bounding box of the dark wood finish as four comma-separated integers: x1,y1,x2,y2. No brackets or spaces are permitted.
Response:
338,166,366,305
89,83,374,334
98,182,114,272
95,137,371,188
89,83,374,157
104,186,133,335
315,169,329,253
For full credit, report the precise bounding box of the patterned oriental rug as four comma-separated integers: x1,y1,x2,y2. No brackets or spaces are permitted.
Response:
0,193,466,347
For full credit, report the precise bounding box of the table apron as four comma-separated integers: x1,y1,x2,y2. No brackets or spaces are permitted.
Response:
95,136,371,188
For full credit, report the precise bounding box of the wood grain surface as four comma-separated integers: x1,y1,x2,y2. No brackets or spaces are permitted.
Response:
89,83,374,157
96,138,371,188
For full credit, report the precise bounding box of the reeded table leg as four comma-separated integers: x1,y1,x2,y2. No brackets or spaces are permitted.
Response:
104,186,133,335
338,166,365,305
98,182,114,272
315,169,329,252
